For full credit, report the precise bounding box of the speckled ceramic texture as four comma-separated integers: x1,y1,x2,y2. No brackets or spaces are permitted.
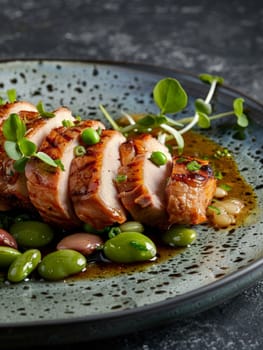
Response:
0,61,262,341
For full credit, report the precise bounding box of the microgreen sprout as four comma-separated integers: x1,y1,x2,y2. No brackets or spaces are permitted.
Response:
219,183,232,192
99,74,249,153
3,113,63,172
36,101,55,118
186,160,202,172
0,89,17,105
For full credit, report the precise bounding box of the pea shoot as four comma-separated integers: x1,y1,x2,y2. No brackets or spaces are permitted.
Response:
3,113,63,172
99,74,249,154
36,101,55,118
0,88,17,105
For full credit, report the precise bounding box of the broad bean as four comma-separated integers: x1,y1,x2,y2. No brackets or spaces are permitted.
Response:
10,221,54,248
0,246,21,268
162,225,197,247
103,231,156,263
38,249,87,281
7,249,41,283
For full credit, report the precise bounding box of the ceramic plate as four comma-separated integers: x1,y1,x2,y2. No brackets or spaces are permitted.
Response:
0,60,262,347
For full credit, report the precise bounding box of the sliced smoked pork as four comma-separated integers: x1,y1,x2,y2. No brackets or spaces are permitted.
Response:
166,156,217,225
0,101,38,210
25,119,105,228
69,129,127,229
0,101,37,124
116,134,172,229
0,107,76,210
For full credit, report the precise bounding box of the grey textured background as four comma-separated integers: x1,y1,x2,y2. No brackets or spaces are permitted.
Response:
0,0,263,349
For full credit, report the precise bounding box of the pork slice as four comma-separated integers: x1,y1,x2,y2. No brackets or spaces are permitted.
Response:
25,120,105,228
116,134,172,229
69,129,127,229
0,107,76,210
0,101,37,124
166,156,217,225
0,102,38,210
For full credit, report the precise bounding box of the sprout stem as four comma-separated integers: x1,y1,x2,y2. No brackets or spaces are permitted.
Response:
205,79,217,104
160,123,184,151
208,111,234,120
179,79,218,134
121,110,136,125
99,104,120,131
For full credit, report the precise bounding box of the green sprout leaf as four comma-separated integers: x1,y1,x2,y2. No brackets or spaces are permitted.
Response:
3,113,64,171
195,98,212,115
2,113,26,142
153,77,188,114
7,89,17,103
197,111,211,129
36,101,55,118
54,159,65,171
137,115,155,127
233,98,248,127
34,152,61,168
13,157,28,173
18,138,37,157
199,74,224,85
4,140,22,160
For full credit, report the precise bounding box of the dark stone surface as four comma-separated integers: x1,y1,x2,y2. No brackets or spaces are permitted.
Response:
0,0,263,349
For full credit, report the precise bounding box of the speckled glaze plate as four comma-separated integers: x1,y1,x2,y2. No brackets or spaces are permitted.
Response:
0,60,262,348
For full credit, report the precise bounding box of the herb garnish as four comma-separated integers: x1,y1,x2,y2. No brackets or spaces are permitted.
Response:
99,74,249,154
36,101,55,118
0,89,17,105
129,240,148,251
3,113,63,172
186,160,202,172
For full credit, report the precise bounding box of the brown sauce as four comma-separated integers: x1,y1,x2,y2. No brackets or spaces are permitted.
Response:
72,130,258,281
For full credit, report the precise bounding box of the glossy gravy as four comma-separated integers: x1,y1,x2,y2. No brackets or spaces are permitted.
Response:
73,130,257,280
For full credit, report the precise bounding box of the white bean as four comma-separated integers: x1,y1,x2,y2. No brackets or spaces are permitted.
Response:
207,197,244,228
212,212,233,228
219,199,244,215
214,187,228,199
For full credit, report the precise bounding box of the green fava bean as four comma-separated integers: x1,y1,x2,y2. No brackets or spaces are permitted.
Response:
103,232,156,263
162,225,197,247
7,249,41,283
38,249,87,281
0,246,21,268
10,221,54,248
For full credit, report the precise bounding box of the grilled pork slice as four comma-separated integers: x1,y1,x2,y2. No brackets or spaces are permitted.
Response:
0,101,37,124
166,156,217,225
116,134,172,228
69,129,127,229
0,102,38,210
26,119,105,228
0,107,76,210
